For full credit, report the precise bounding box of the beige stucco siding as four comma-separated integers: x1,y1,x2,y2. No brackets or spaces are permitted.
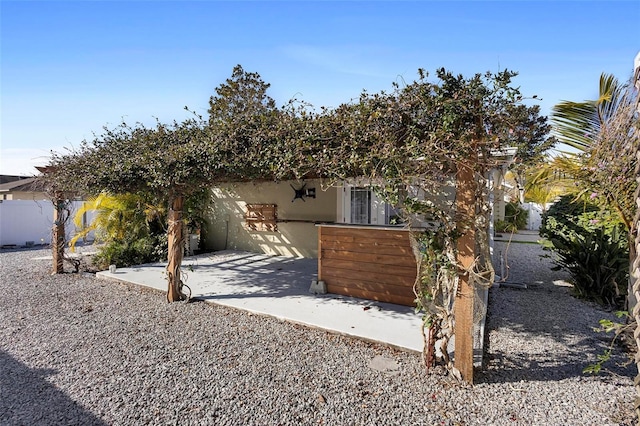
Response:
1,191,47,200
205,180,337,258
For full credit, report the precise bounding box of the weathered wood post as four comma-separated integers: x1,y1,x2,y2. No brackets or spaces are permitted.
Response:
166,193,185,302
633,149,640,421
454,159,477,383
51,193,65,274
631,53,640,422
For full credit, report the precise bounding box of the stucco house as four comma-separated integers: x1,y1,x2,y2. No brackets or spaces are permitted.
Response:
205,179,418,305
0,176,47,200
204,147,514,307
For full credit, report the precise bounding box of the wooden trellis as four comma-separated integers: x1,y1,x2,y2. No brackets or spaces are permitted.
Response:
245,204,278,232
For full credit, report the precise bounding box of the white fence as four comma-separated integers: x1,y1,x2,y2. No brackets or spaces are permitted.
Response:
0,200,95,247
521,202,550,231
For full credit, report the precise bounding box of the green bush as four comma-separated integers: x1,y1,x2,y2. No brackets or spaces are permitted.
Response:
494,219,517,233
93,229,168,270
504,201,529,230
78,190,210,270
540,195,628,307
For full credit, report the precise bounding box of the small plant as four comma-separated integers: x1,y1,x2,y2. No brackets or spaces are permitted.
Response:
69,193,166,269
583,311,635,375
92,233,167,270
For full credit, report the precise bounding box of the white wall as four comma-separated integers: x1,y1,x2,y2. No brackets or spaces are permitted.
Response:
206,180,337,258
522,202,546,231
0,200,95,246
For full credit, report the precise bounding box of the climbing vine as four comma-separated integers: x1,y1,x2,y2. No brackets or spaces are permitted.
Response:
42,65,553,377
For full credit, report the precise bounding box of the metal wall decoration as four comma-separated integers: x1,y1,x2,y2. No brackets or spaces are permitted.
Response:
290,182,316,202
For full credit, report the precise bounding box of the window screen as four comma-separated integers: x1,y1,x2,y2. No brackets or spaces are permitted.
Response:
350,187,371,224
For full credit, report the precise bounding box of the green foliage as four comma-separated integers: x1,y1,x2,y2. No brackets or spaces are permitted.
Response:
551,74,626,152
494,219,517,233
494,202,528,233
44,64,556,370
549,74,638,232
540,195,629,306
93,232,167,270
70,193,167,269
584,311,634,375
504,201,529,230
71,191,209,269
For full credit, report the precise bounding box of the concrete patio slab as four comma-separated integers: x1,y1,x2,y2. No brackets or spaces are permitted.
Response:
96,250,425,353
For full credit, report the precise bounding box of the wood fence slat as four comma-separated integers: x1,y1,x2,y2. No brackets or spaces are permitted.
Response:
321,233,412,247
325,284,415,306
321,226,409,240
324,279,414,300
320,258,417,278
321,248,416,267
321,239,414,256
322,268,415,288
318,226,418,306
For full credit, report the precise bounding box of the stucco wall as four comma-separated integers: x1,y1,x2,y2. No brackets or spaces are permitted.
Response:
205,180,337,258
1,191,48,201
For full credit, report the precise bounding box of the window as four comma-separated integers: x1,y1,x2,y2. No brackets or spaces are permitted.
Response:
350,187,371,224
341,184,401,225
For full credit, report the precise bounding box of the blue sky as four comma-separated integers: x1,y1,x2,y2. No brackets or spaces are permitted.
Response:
2,1,639,175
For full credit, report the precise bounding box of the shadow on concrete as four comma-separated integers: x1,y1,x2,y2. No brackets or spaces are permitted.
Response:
181,253,316,298
0,350,107,425
185,253,416,322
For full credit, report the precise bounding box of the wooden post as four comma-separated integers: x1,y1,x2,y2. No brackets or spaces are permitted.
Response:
52,195,65,274
317,225,323,282
167,194,185,302
454,160,476,384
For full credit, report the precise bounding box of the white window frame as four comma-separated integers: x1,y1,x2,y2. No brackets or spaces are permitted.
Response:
338,183,389,225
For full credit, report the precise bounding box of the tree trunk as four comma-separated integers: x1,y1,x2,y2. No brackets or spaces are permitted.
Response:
166,194,185,302
632,70,640,421
52,196,65,274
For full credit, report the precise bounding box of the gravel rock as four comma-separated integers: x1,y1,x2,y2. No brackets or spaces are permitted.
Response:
0,243,635,425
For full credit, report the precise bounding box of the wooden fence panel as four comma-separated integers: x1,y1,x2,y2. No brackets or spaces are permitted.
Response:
318,226,417,306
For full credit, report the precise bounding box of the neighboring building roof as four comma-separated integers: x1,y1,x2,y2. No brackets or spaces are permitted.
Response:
0,175,33,185
0,177,38,193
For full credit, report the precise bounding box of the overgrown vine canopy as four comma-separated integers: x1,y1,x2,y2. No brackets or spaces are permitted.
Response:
45,66,552,210
42,65,554,372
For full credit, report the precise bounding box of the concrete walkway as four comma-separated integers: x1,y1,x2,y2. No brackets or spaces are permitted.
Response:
96,250,424,353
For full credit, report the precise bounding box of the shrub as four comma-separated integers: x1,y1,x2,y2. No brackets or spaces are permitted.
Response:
504,201,529,230
494,219,517,233
74,190,210,270
92,222,168,270
540,195,628,307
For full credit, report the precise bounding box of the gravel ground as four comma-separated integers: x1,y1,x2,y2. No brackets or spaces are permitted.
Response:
0,242,635,425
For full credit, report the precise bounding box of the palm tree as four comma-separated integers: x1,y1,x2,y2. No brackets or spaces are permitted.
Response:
69,193,166,267
630,52,640,422
550,73,637,230
523,164,564,212
553,68,640,419
552,73,627,152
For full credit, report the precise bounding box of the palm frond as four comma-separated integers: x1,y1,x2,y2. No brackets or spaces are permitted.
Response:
551,73,625,152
